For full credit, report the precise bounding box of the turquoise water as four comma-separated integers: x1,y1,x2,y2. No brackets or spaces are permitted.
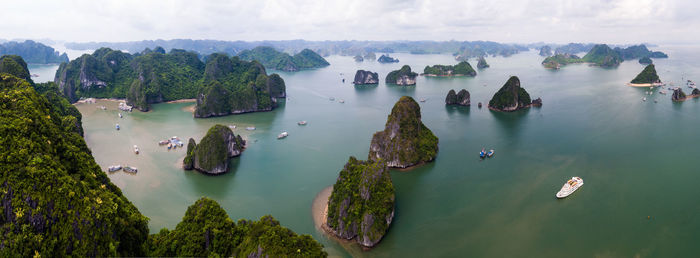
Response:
71,45,700,257
27,64,59,83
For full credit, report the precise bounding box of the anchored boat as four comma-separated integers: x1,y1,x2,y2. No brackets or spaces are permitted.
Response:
556,177,584,198
277,131,288,139
123,166,138,173
108,165,122,172
298,121,307,125
479,148,486,159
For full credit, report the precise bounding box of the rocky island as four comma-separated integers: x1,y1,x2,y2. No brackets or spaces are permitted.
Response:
672,88,700,102
194,53,286,117
183,124,245,175
353,70,379,85
639,57,653,64
368,96,439,168
364,52,377,61
477,56,490,69
628,64,661,86
541,54,582,69
325,157,395,248
445,89,471,106
237,46,329,71
386,65,418,86
378,54,399,63
423,61,476,77
539,45,553,57
581,44,622,67
353,55,364,62
488,76,541,112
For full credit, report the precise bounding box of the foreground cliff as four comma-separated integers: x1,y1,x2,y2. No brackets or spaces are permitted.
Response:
326,157,395,248
353,70,379,85
184,124,245,175
0,73,149,256
194,54,285,117
386,65,418,86
368,96,438,168
148,197,327,257
489,76,540,112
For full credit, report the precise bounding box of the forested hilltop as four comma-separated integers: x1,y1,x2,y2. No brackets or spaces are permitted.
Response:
0,56,325,257
54,47,285,115
238,46,329,71
0,40,68,64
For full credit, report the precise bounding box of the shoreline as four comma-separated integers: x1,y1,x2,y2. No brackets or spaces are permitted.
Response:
674,94,700,102
166,98,196,103
311,186,367,252
627,82,664,88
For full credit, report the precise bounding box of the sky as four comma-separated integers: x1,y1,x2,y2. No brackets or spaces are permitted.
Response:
1,0,697,44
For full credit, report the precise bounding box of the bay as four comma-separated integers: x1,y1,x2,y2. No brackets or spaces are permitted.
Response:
72,45,700,257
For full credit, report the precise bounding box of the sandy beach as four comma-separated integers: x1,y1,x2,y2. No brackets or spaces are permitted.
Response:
312,186,333,232
166,98,196,103
626,82,664,87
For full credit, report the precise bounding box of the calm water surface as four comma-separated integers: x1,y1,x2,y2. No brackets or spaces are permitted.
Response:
67,45,700,257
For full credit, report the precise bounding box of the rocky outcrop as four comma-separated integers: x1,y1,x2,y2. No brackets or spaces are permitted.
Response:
630,64,660,84
368,96,438,168
353,55,364,62
693,88,700,96
445,89,470,106
423,62,476,76
353,70,379,85
377,54,399,63
639,57,653,64
386,65,418,86
326,157,395,248
488,76,540,112
184,124,245,174
477,56,490,69
539,46,553,57
672,88,687,102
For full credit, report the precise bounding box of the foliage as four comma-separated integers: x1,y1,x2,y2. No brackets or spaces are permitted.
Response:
0,73,149,257
614,45,668,60
541,54,582,69
489,76,532,111
582,44,622,67
423,61,476,76
183,138,197,170
192,125,243,173
385,65,418,84
631,64,660,84
148,197,327,257
445,89,470,105
369,96,439,167
326,157,394,246
0,40,68,64
0,55,32,83
237,46,329,71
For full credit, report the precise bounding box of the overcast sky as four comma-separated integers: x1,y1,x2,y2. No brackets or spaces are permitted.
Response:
1,0,697,44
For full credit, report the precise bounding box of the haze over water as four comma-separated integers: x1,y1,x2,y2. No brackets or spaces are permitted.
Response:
65,45,700,257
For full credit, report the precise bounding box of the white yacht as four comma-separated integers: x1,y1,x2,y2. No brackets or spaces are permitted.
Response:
556,177,583,198
277,131,288,139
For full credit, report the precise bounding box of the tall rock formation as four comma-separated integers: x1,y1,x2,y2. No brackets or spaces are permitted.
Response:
353,70,379,85
488,76,539,112
445,89,471,106
183,124,245,174
386,65,418,86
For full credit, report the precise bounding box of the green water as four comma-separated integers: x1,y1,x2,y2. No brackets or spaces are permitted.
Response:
72,45,700,257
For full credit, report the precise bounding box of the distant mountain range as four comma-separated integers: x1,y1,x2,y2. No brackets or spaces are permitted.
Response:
0,40,68,64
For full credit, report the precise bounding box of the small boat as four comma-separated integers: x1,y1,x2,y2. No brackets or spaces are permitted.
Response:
342,78,345,83
116,124,120,130
133,145,140,154
108,165,122,172
119,113,123,118
246,126,256,131
123,166,138,173
642,97,646,102
277,131,288,139
486,149,494,157
339,99,345,103
479,148,486,159
419,98,426,102
158,140,169,145
556,177,584,198
478,102,483,108
298,121,307,125
228,125,236,129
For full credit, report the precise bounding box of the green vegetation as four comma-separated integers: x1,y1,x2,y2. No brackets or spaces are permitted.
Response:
0,55,32,83
326,157,394,247
54,48,285,115
445,89,470,106
423,61,476,76
369,96,439,168
148,197,326,257
582,44,622,67
237,46,329,71
615,45,668,59
386,65,418,85
0,73,149,256
477,56,490,69
631,64,660,84
639,57,653,64
185,124,245,174
488,76,533,111
541,54,582,69
0,40,68,64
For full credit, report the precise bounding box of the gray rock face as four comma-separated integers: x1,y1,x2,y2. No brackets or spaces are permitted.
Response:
187,125,245,175
672,88,687,102
445,89,471,106
395,75,416,86
353,70,379,85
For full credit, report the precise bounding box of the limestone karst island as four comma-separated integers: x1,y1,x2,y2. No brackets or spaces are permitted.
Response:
2,1,700,257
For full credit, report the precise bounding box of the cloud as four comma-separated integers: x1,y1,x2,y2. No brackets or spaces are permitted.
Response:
0,0,697,44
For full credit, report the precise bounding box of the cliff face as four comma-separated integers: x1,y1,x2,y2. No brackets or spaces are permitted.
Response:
386,65,418,86
185,124,245,174
477,56,490,69
672,88,687,102
326,157,395,248
368,96,439,168
488,76,537,112
148,198,327,257
353,70,379,85
194,54,285,118
0,73,149,256
445,89,471,106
